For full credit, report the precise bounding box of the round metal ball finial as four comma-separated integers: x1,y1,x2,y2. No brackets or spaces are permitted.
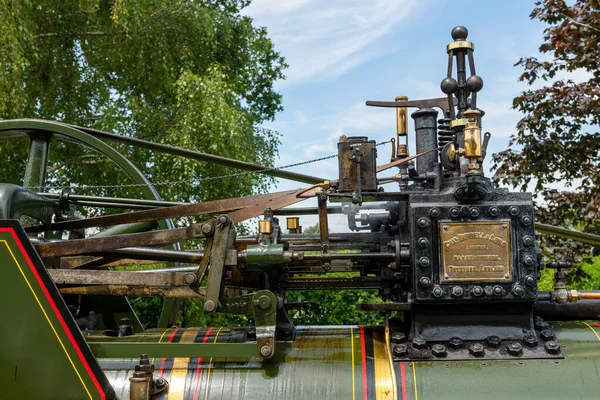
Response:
466,75,484,92
451,26,468,41
440,77,458,94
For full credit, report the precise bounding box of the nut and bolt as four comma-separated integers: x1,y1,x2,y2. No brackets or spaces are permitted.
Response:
486,335,501,348
469,343,485,357
493,286,504,296
419,277,431,287
184,273,197,284
545,341,560,354
472,286,483,296
260,345,273,358
452,286,464,297
254,295,272,310
524,255,535,266
204,300,216,312
540,329,556,341
218,215,229,225
201,223,213,234
523,235,534,246
429,208,440,218
391,332,406,344
419,257,430,267
535,321,550,331
523,334,538,348
393,344,408,357
412,336,427,350
450,207,460,218
470,208,480,218
512,284,525,296
417,218,430,228
155,378,165,386
431,344,447,357
509,206,520,216
418,237,429,248
488,207,499,217
525,275,536,286
521,216,532,226
432,286,444,298
507,342,523,356
448,337,464,349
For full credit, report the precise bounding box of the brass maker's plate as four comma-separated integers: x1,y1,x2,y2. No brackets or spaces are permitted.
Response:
440,221,511,282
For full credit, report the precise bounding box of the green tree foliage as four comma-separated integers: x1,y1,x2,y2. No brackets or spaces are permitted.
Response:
493,0,599,277
0,0,286,203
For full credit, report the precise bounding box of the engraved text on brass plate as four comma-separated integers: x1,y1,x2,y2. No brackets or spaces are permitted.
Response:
440,222,511,282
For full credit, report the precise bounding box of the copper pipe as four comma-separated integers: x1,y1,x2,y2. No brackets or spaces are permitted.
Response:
574,290,600,301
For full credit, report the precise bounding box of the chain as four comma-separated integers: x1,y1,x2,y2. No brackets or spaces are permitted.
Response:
29,140,392,191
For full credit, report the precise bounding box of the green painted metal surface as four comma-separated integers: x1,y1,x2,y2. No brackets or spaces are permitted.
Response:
88,342,259,358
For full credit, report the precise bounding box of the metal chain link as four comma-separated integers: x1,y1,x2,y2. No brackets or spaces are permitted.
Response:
30,140,392,191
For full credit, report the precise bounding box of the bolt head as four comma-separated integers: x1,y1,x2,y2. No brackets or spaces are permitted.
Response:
429,208,441,218
449,207,460,218
184,273,197,284
469,343,485,357
204,300,216,312
218,215,229,225
155,377,165,386
509,206,520,216
418,237,429,248
523,334,538,348
512,284,525,296
470,208,480,218
391,332,406,344
535,321,550,331
521,216,532,226
419,257,430,267
540,329,556,341
260,345,273,358
523,235,534,247
488,207,499,217
432,286,444,298
393,344,408,357
255,295,272,310
472,286,483,296
493,286,504,296
201,223,213,234
417,217,430,228
448,337,464,349
412,336,427,350
486,335,501,348
507,342,523,356
452,286,464,297
419,277,431,287
525,275,536,286
524,255,534,266
545,340,560,354
431,344,447,357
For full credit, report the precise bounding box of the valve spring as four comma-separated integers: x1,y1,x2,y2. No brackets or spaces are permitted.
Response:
437,118,455,148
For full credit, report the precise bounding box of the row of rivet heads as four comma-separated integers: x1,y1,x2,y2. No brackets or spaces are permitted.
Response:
390,330,560,359
421,205,531,222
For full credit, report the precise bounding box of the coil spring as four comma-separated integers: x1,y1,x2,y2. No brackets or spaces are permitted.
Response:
437,117,455,148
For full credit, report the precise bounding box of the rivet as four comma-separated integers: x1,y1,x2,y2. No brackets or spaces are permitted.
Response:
419,257,430,267
470,207,480,218
419,277,431,287
449,207,460,218
525,275,536,286
488,207,499,217
509,206,520,216
472,286,483,296
521,215,532,226
429,208,441,218
417,217,430,228
418,237,429,248
493,286,504,296
512,284,525,296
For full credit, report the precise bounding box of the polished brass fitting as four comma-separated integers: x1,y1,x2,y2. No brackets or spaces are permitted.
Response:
462,109,482,171
258,220,272,234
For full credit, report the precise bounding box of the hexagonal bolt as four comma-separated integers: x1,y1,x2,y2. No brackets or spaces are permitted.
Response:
512,285,525,297
431,344,447,358
534,320,550,331
488,207,499,217
393,344,408,357
540,329,556,341
507,342,523,356
391,332,406,344
508,206,520,216
418,237,429,248
429,208,441,218
545,340,560,355
184,273,197,285
524,255,535,266
522,235,534,247
432,286,444,298
521,216,532,226
201,223,214,235
139,354,150,365
449,207,460,218
155,377,166,386
419,277,431,287
412,336,427,350
524,275,536,286
204,300,216,312
486,335,501,349
469,343,485,357
523,334,538,348
493,286,504,296
451,286,464,297
448,337,464,350
419,257,430,267
472,286,483,296
417,218,430,228
260,345,273,358
470,208,480,218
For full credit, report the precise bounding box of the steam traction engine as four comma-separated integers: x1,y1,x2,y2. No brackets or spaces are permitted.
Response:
2,27,600,399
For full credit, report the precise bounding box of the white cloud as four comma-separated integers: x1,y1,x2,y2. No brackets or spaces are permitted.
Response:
243,0,419,85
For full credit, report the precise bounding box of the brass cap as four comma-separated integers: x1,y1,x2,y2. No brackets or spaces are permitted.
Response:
258,220,272,234
397,144,409,157
286,217,300,230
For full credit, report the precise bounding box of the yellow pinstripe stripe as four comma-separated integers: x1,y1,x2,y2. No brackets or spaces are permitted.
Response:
168,328,201,400
583,322,600,341
373,329,395,400
351,327,355,400
2,240,93,399
412,362,418,400
204,327,223,400
151,328,172,365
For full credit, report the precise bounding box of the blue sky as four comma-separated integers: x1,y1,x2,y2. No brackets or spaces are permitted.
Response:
241,0,548,228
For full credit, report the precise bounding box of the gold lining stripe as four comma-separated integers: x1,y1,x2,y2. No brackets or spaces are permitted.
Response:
2,240,93,399
152,328,172,365
412,362,419,400
168,328,201,400
446,40,474,53
372,329,396,400
351,327,356,400
583,322,600,341
204,327,223,400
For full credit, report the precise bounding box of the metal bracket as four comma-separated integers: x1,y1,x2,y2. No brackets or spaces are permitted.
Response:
204,215,235,313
